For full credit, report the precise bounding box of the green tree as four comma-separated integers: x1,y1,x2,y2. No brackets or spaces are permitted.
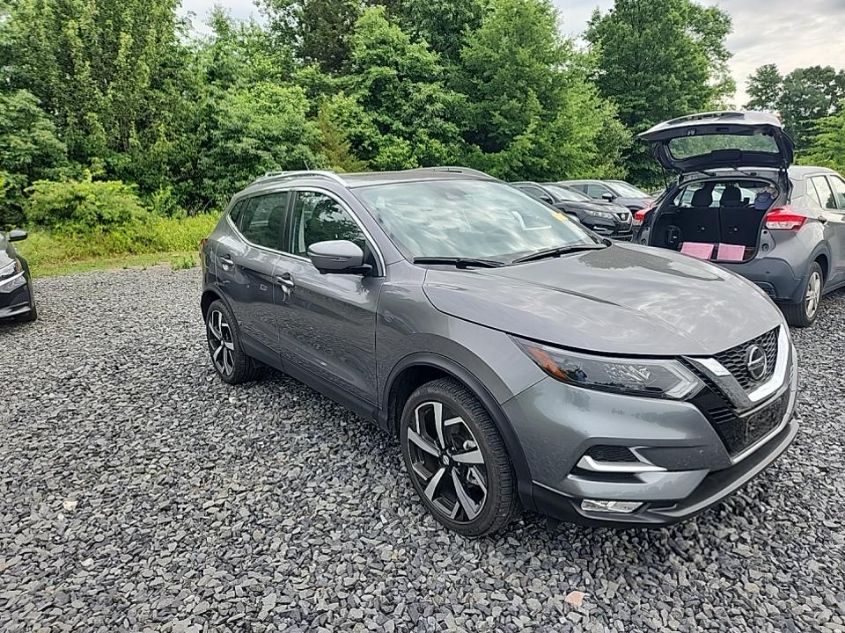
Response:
745,63,783,112
777,66,845,149
193,82,322,208
456,0,628,180
260,0,362,74
586,0,733,183
342,6,465,170
199,7,294,90
801,102,845,173
394,0,486,62
7,0,186,168
0,90,68,227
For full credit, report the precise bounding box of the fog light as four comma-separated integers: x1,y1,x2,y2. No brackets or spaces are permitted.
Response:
581,499,643,514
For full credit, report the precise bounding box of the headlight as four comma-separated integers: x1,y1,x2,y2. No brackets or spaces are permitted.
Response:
588,210,615,220
0,259,21,279
516,339,703,400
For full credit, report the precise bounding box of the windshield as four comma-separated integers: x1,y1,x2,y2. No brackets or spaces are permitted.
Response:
355,180,600,261
609,181,651,199
668,132,779,160
545,184,592,202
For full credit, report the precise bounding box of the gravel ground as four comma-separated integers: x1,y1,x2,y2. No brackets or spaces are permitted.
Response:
1,266,844,633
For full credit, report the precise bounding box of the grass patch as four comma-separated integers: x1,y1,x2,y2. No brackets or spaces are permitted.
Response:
27,251,199,278
17,213,218,277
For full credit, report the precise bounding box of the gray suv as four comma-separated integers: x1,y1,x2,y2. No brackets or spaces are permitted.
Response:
200,167,798,536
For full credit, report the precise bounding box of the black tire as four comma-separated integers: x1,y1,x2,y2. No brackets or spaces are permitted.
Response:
400,378,520,537
782,262,823,328
205,299,261,384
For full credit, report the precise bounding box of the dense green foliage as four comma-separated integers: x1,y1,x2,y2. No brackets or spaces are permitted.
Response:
5,0,838,252
745,64,845,151
585,0,734,184
801,104,845,174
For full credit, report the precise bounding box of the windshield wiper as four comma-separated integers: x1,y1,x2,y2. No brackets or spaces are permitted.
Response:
511,243,607,264
413,257,506,269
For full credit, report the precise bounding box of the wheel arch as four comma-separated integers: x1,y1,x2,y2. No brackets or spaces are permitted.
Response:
201,286,228,319
382,353,536,511
813,251,829,283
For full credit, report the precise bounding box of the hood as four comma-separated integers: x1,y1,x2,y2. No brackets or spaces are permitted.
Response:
422,244,782,356
639,111,794,174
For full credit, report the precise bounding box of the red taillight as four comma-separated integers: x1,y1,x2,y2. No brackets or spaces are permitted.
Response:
765,206,806,231
199,238,208,252
633,206,653,226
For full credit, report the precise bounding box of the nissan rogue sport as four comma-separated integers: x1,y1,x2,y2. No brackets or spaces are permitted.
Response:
200,167,798,536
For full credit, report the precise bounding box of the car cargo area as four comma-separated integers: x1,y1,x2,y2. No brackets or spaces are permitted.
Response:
648,180,778,263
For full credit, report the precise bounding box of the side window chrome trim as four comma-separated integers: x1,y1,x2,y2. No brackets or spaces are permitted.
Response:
287,186,387,276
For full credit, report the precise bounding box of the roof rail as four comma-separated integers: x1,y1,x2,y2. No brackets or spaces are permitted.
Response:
251,170,347,186
408,166,497,179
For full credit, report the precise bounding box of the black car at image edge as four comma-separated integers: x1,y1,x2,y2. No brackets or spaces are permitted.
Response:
0,229,37,322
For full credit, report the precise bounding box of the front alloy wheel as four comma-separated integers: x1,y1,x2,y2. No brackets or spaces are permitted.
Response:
407,401,489,522
400,378,519,537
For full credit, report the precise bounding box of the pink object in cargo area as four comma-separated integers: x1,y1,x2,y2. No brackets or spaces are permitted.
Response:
717,243,747,262
680,242,715,260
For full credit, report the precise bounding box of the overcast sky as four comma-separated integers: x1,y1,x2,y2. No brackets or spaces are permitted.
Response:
179,0,845,105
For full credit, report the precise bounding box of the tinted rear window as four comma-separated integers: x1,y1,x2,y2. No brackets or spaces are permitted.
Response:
668,132,779,159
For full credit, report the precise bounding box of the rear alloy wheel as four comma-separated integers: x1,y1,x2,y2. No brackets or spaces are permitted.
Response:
400,378,519,537
783,262,823,328
205,299,261,384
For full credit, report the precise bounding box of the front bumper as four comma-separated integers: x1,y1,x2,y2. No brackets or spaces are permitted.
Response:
583,216,634,241
503,344,798,527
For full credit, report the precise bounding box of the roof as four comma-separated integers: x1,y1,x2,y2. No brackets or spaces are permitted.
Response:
788,165,838,178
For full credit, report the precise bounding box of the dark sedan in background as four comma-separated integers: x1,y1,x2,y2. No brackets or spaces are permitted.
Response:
0,229,37,322
560,179,655,212
512,181,634,240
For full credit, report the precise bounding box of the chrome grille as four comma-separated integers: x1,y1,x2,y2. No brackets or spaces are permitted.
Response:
714,328,778,390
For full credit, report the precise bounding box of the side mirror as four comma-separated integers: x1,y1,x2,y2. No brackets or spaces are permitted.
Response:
601,193,615,202
540,195,555,204
8,229,27,242
307,240,370,275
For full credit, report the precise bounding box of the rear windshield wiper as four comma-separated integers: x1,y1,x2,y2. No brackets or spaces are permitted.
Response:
413,257,506,269
511,243,607,264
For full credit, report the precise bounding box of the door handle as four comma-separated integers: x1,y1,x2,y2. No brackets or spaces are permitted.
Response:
219,254,235,269
275,273,295,289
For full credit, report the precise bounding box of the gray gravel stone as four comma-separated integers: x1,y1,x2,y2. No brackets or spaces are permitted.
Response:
0,266,843,632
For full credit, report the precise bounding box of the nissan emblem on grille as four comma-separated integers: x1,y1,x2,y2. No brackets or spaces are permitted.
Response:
745,344,768,381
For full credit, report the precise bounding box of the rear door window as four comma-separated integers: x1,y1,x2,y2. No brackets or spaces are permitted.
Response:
239,192,290,250
828,176,845,210
517,185,551,202
810,177,837,210
585,184,611,198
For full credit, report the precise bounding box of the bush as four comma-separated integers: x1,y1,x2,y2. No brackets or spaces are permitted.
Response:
25,178,149,232
16,213,220,274
147,185,186,218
